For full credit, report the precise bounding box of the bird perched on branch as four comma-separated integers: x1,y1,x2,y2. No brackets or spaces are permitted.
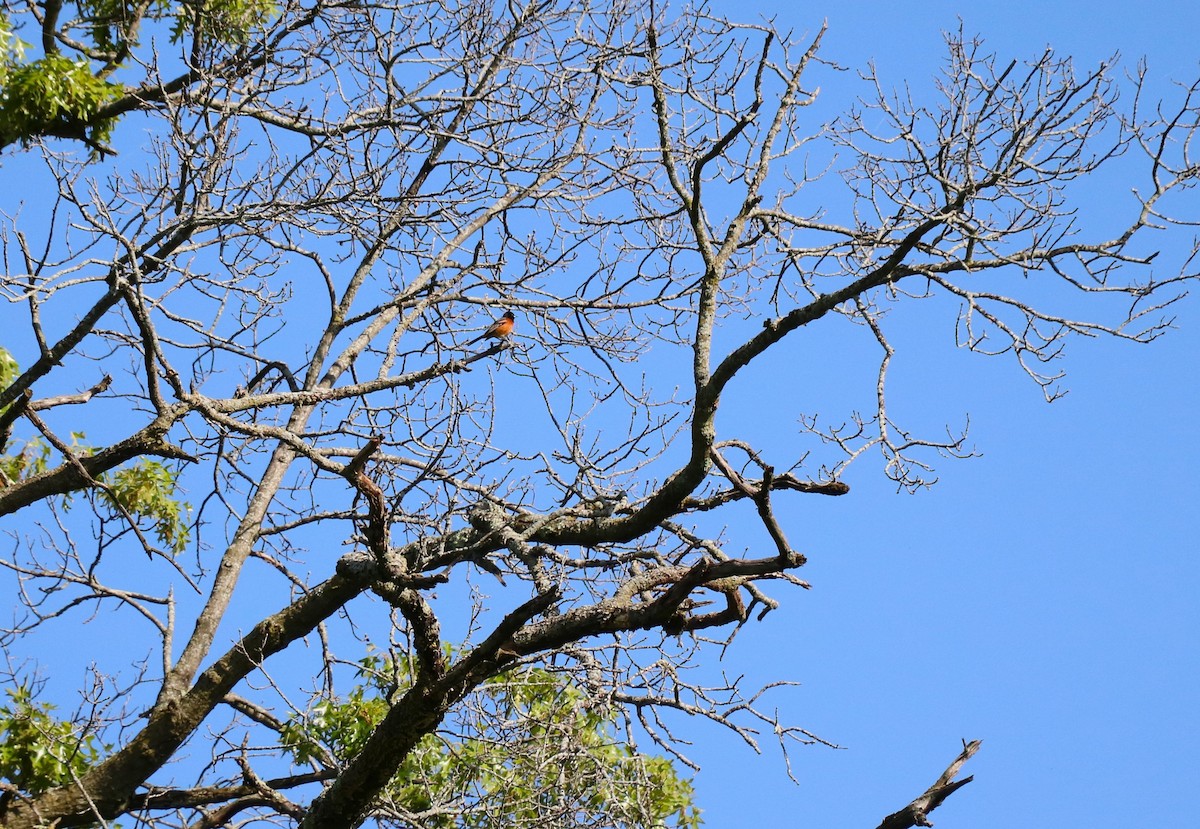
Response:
465,310,516,347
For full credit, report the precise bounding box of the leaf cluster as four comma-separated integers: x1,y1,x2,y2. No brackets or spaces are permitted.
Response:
0,435,54,487
0,685,106,796
0,433,190,553
98,461,191,554
0,51,120,149
282,656,701,828
0,1,277,151
0,348,190,554
169,0,278,46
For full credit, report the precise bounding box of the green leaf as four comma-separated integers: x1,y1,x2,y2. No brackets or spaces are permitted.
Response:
282,659,702,827
0,684,106,795
0,52,121,149
171,0,279,46
100,460,192,554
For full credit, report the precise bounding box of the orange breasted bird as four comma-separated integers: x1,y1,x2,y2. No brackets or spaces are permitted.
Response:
466,310,515,346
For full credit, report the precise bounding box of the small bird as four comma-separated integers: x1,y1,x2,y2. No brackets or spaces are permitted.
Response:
466,310,515,347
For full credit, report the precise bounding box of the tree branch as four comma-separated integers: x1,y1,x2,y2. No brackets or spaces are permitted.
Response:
876,740,982,829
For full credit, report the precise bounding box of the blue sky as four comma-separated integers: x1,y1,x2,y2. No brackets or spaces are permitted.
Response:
687,1,1200,826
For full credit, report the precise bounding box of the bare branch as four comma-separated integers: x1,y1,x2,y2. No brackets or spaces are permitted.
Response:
876,740,983,829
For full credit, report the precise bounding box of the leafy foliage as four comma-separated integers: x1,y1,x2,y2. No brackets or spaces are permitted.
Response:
0,16,24,92
0,1,277,151
0,347,190,553
0,346,20,412
0,436,52,487
282,656,702,828
0,52,121,149
0,434,190,553
75,0,159,52
99,461,191,554
0,685,106,795
171,0,279,46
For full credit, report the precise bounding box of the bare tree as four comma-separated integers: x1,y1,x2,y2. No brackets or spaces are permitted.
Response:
1,1,1197,827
